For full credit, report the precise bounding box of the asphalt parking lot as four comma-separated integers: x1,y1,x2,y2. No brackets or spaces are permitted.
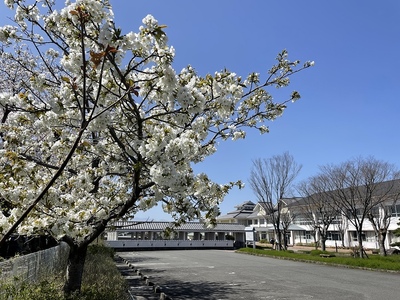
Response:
117,249,400,300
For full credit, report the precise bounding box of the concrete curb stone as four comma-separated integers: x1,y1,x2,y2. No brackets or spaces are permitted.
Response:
116,255,173,300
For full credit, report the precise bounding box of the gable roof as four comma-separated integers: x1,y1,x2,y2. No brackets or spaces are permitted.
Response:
289,179,400,208
217,200,256,220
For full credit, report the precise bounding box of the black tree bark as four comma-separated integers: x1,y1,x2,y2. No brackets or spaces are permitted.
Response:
63,243,88,297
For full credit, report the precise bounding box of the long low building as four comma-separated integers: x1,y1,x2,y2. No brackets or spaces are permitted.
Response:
105,221,247,250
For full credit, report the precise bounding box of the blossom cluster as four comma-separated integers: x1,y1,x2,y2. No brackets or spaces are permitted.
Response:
0,0,312,242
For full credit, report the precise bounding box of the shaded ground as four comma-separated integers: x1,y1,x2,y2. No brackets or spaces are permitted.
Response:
117,249,400,300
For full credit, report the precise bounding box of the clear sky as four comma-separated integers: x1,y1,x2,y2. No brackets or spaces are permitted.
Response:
1,1,400,220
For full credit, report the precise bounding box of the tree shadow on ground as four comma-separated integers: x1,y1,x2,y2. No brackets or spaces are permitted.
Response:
157,279,251,300
117,253,162,264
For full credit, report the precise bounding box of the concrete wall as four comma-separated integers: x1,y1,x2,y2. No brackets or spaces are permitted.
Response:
105,239,234,250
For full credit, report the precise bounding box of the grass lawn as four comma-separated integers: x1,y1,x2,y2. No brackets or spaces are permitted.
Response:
237,247,400,272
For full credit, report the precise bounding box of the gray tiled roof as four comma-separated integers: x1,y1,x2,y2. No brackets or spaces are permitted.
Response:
247,210,262,218
217,211,252,220
234,200,256,208
287,179,400,208
109,221,246,232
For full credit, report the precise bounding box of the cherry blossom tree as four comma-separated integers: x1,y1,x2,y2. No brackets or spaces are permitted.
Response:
0,0,313,295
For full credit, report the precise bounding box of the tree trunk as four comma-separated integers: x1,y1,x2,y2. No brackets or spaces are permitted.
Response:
379,231,387,257
63,243,88,297
283,231,288,250
275,220,282,251
320,236,326,251
357,230,364,258
313,232,318,250
340,229,345,248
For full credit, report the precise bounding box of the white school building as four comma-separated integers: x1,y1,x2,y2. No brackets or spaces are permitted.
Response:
217,197,400,250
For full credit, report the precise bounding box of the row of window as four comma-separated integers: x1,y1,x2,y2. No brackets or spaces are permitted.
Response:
249,219,265,225
295,231,379,242
253,204,400,226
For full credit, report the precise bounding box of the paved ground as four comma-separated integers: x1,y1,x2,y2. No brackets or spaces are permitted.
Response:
117,249,400,300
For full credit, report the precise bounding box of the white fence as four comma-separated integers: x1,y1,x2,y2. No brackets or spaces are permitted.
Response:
0,242,70,283
106,239,234,249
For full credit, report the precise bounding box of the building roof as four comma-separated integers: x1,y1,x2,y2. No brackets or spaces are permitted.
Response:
109,221,246,232
218,211,252,220
287,179,400,208
247,210,263,219
217,200,256,221
234,200,256,209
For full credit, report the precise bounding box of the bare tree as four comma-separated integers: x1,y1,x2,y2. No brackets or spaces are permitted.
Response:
297,175,340,251
249,152,302,250
280,201,297,250
320,157,400,258
335,217,347,248
393,221,400,243
367,181,400,256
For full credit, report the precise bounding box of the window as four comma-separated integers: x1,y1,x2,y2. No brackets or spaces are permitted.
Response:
356,208,364,218
253,219,258,225
346,209,365,219
391,204,400,217
327,231,341,241
294,217,313,225
331,216,342,224
370,207,379,217
351,232,366,241
365,232,376,243
298,231,312,241
259,219,265,225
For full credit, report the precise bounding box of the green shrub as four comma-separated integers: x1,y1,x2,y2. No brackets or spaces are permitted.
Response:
225,234,235,240
310,250,329,256
78,245,128,300
296,243,318,248
0,279,64,300
87,244,115,258
259,239,269,244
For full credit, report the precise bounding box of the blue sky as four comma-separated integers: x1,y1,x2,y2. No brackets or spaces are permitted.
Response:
2,1,400,220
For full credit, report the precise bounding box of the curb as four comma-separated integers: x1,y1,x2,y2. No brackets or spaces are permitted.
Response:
118,255,172,300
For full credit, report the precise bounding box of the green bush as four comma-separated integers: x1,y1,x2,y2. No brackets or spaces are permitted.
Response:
79,245,128,300
0,279,64,300
295,243,318,248
310,250,329,256
87,244,115,258
225,234,235,241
